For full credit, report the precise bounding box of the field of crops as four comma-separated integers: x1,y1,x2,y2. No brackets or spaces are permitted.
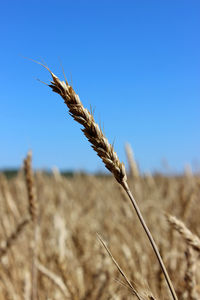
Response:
0,158,199,299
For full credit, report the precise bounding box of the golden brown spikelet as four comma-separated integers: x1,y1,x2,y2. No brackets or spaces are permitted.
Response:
47,70,127,184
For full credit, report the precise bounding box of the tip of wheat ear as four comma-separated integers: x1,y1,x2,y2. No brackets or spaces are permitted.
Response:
44,67,127,184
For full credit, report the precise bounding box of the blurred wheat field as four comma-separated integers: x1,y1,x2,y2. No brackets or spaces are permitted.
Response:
0,163,200,299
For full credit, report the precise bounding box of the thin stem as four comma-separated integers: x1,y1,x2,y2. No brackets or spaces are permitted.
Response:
121,180,178,300
31,223,39,300
97,234,144,300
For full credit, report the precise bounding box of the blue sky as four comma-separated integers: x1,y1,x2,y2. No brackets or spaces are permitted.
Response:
0,0,199,173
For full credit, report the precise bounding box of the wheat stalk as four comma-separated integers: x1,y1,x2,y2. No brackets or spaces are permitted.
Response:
0,218,29,257
36,62,177,300
24,151,38,300
24,151,38,223
184,246,198,300
97,234,143,300
36,261,70,298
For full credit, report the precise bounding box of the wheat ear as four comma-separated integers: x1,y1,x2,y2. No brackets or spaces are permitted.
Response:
24,151,38,222
24,151,38,300
167,215,200,253
38,63,177,300
125,143,139,179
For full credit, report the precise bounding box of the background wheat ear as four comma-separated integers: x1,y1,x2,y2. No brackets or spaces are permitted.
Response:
24,151,39,300
166,214,200,253
24,151,38,223
125,143,139,179
38,63,177,300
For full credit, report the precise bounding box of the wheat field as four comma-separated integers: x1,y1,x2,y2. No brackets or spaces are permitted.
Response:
0,159,200,299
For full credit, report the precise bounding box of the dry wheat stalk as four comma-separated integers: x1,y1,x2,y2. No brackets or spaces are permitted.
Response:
23,271,31,300
0,218,29,257
167,215,200,253
24,151,38,300
0,174,20,221
36,261,71,299
157,245,166,296
37,62,177,300
184,246,198,300
97,234,143,300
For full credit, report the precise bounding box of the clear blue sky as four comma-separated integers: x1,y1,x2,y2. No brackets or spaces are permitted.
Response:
0,0,199,173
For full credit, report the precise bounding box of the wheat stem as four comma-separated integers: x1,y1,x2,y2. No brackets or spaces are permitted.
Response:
24,151,38,300
97,234,143,300
121,180,177,300
0,218,29,257
185,246,198,300
37,261,70,298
